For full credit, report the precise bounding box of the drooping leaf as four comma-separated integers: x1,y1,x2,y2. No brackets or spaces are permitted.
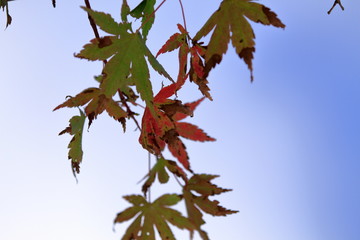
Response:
156,24,189,87
58,109,86,175
193,0,285,81
114,194,194,240
54,88,127,129
139,84,215,171
189,44,213,100
183,174,238,239
187,174,231,196
141,157,188,197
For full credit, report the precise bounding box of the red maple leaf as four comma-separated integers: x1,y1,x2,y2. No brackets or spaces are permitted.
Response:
139,83,215,171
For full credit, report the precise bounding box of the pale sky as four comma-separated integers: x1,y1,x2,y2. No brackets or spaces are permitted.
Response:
1,1,359,240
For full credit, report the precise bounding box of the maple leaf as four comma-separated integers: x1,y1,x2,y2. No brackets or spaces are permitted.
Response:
139,84,215,171
188,44,213,100
54,87,127,129
183,174,238,239
114,194,194,240
130,0,156,39
156,24,213,99
79,7,173,111
58,109,86,176
193,0,285,82
141,157,187,196
156,24,189,87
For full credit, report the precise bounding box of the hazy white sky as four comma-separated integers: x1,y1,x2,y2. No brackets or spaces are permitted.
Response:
1,1,359,239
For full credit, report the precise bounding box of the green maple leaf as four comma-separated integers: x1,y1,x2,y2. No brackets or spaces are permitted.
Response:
58,109,86,176
114,194,194,240
193,0,285,81
141,157,187,196
130,0,156,39
54,87,127,129
78,7,172,110
183,174,238,239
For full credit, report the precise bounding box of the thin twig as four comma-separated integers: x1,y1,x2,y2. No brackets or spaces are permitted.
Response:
148,152,152,202
178,0,187,32
173,173,184,187
328,0,345,14
136,0,168,33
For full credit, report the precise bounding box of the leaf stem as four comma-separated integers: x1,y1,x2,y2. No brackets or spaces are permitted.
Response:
148,152,152,202
135,0,168,33
178,0,187,32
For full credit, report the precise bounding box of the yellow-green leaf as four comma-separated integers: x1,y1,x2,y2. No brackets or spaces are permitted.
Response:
58,109,86,175
82,6,123,36
193,0,285,81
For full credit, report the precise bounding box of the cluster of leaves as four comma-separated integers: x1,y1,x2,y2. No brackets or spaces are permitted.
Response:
51,0,285,239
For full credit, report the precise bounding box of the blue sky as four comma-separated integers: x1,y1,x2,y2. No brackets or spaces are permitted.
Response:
0,0,359,239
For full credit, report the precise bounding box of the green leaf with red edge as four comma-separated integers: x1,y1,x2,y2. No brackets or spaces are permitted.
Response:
58,109,86,176
193,0,285,82
114,194,194,240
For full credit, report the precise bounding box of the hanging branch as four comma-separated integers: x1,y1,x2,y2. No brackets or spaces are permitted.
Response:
328,0,345,14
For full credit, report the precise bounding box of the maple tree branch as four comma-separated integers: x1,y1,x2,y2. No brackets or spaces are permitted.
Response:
328,0,345,14
178,0,187,31
118,90,142,131
136,0,168,33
